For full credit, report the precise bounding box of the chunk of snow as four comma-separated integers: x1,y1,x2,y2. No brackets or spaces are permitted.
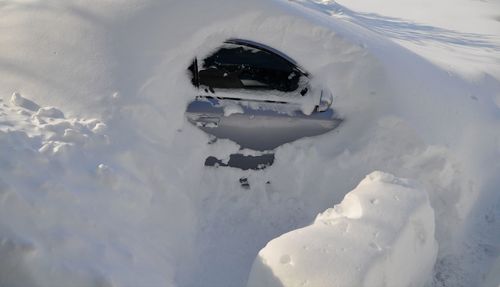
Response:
62,128,88,144
223,103,244,116
92,122,107,134
31,115,46,125
35,107,65,119
10,92,40,111
247,171,438,287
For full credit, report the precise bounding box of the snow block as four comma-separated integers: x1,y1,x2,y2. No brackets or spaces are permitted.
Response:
247,171,438,287
10,92,40,112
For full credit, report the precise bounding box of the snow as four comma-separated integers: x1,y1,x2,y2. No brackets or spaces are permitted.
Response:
0,0,499,286
304,0,500,79
10,92,40,111
223,102,245,117
247,171,438,287
483,256,500,287
35,107,65,119
209,87,320,116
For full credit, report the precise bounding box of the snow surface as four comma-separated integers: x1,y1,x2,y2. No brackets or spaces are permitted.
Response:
0,0,499,286
247,171,438,287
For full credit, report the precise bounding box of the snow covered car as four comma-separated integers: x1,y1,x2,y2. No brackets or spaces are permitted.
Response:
186,39,342,152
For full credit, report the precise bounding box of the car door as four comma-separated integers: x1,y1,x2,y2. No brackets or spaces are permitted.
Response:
186,39,341,151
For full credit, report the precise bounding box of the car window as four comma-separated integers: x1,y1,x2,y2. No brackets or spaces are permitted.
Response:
197,42,305,92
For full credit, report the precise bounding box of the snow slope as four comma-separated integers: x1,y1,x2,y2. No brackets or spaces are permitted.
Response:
0,0,499,286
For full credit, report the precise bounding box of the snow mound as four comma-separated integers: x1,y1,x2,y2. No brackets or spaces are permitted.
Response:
247,171,438,287
1,92,108,156
0,0,499,286
0,95,192,287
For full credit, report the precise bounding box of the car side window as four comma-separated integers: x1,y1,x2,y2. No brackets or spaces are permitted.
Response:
196,42,304,92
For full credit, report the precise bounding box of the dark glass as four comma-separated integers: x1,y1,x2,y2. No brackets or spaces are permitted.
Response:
194,42,303,92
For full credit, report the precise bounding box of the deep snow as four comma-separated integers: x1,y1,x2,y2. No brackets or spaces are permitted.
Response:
0,0,499,286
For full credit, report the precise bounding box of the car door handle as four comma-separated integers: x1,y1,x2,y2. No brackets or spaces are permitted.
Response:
195,116,220,128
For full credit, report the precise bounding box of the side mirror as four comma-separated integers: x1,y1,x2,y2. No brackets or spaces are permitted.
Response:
317,90,333,112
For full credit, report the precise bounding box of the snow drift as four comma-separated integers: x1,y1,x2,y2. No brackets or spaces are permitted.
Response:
247,171,438,287
0,0,499,286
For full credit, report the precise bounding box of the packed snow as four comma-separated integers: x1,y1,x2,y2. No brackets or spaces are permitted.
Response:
0,0,499,287
247,171,438,287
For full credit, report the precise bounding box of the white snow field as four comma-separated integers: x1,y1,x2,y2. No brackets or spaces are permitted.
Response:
247,171,438,287
0,0,499,287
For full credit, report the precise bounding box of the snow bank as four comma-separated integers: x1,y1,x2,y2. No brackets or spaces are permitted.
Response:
0,93,196,287
0,0,499,286
247,171,438,287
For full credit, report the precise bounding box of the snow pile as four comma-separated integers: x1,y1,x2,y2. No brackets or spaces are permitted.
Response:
247,171,438,287
0,93,196,287
0,0,499,286
2,92,107,156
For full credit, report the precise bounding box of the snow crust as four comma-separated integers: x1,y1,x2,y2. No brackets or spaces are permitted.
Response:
0,0,499,286
247,171,438,287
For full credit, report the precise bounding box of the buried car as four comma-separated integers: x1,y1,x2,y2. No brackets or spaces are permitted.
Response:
186,39,342,169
